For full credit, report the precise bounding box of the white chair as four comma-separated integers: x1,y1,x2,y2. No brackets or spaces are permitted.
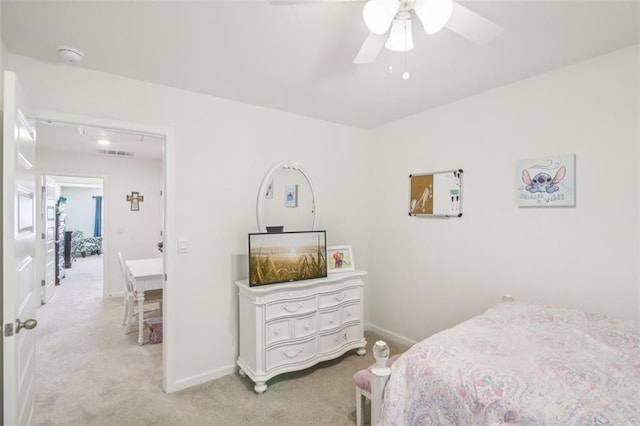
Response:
353,353,401,426
117,252,163,335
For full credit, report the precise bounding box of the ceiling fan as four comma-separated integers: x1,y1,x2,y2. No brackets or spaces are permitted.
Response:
270,0,503,65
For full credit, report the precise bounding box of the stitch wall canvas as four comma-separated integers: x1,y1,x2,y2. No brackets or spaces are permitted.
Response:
517,154,575,207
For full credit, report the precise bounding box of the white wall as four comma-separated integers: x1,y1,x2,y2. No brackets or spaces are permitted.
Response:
8,54,370,391
367,45,640,343
38,150,162,295
60,186,103,238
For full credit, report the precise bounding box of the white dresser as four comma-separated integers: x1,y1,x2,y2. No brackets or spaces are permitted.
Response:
235,270,367,393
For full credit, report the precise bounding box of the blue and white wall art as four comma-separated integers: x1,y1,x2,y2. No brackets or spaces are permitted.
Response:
517,154,576,207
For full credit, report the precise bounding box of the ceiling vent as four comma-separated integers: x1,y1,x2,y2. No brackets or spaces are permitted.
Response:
98,149,134,157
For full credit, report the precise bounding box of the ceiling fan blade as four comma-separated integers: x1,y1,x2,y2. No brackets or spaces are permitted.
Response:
445,3,503,45
353,32,387,64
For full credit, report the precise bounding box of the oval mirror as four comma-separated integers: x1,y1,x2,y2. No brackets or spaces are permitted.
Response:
256,161,318,233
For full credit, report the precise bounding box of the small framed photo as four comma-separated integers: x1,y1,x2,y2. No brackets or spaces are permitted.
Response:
284,184,298,208
327,245,355,273
265,179,273,199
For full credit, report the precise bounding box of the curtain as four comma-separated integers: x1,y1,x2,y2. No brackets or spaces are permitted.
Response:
93,196,103,237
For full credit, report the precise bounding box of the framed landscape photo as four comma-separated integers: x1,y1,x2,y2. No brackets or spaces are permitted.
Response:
327,245,355,273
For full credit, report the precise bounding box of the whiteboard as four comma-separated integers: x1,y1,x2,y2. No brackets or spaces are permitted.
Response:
409,169,463,217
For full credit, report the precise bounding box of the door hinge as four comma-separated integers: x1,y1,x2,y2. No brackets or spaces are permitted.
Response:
41,232,46,239
5,323,14,337
164,273,167,281
41,279,46,287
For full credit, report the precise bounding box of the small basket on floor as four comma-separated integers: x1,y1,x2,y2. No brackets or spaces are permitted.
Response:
145,318,163,344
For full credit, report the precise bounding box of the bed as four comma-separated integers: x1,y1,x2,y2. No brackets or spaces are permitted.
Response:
375,302,639,425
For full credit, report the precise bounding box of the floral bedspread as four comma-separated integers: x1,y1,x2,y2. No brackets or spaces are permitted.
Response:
380,302,640,425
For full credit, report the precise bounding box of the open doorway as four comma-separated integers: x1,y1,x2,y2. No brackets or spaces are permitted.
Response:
42,175,104,301
32,117,170,421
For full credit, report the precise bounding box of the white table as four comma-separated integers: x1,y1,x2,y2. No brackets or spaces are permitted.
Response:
125,258,163,345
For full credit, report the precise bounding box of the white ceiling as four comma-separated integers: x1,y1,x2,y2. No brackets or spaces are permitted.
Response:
2,0,639,132
36,121,165,160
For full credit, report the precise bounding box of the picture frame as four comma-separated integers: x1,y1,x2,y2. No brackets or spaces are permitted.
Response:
265,179,273,199
126,191,144,211
327,245,355,273
284,184,298,208
517,154,575,207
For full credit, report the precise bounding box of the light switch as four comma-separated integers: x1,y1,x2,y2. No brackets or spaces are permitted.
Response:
178,238,189,254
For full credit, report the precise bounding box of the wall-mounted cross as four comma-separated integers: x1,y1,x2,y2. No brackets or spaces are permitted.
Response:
126,191,144,211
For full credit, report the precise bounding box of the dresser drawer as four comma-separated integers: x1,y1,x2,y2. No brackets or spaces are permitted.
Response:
266,296,317,321
319,302,361,331
341,302,360,324
265,319,290,346
293,313,316,339
318,323,362,354
318,309,340,332
318,287,360,310
266,338,317,372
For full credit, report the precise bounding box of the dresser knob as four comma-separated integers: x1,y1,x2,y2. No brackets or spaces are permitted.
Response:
328,316,334,324
346,310,352,317
304,323,309,331
274,328,280,336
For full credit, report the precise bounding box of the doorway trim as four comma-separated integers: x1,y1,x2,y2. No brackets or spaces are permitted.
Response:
34,110,176,392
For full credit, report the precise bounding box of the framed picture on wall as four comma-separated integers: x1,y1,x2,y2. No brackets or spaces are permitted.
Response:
517,154,576,207
284,184,298,208
327,245,355,273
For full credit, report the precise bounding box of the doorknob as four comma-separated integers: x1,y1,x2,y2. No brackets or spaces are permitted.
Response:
16,318,37,334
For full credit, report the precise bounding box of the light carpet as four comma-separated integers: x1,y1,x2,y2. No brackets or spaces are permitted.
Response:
35,256,407,425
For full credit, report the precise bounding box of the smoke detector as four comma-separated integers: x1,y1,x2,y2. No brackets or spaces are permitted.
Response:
57,46,84,63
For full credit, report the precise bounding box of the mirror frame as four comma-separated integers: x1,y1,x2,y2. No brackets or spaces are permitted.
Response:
256,161,319,233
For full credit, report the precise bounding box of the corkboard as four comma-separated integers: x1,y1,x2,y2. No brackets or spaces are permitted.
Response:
409,170,463,217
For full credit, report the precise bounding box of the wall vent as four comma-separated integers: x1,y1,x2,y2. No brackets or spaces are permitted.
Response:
98,149,134,157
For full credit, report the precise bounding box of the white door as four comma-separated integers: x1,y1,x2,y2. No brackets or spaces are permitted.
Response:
41,176,57,303
3,71,38,425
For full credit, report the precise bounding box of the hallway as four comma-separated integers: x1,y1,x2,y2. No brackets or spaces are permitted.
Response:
34,255,162,424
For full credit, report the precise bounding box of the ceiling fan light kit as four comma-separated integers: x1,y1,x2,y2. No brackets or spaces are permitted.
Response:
363,0,399,34
414,0,453,34
271,0,503,67
385,16,414,52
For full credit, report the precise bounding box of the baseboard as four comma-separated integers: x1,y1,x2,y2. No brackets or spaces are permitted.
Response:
168,363,237,393
364,323,417,348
